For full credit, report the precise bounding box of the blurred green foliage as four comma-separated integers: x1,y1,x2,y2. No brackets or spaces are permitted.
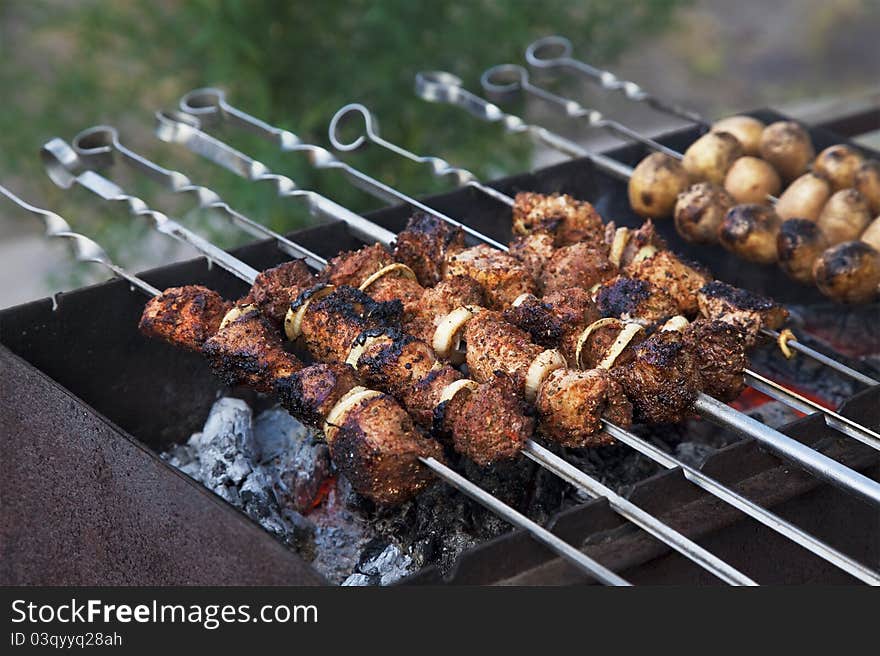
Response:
0,0,687,272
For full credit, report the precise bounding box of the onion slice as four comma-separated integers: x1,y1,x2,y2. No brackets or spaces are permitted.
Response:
661,315,690,332
433,305,480,363
609,227,631,267
219,304,258,330
597,323,644,370
284,285,335,341
323,386,383,443
511,293,536,308
439,379,479,404
345,334,386,368
630,244,658,265
358,263,417,292
524,349,567,402
573,317,623,369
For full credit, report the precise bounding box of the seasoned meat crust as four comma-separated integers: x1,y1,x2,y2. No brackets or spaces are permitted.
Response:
330,393,443,505
536,368,632,447
463,311,544,390
274,362,360,428
596,277,678,326
697,280,789,343
393,212,466,286
404,275,486,342
684,320,748,402
320,243,393,287
444,244,537,309
542,242,618,294
443,373,533,465
624,250,710,316
297,286,402,363
139,285,229,351
509,232,557,286
248,260,314,325
202,306,302,393
355,330,438,400
512,192,605,248
612,330,700,424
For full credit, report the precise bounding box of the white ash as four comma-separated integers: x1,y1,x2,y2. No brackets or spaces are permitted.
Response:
341,543,413,586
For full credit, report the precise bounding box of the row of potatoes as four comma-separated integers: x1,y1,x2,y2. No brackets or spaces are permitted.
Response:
628,116,880,303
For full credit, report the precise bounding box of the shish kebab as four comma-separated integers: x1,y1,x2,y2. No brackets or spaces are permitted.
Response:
324,103,880,451
1,183,633,586
148,98,880,506
39,141,758,585
408,71,879,386
48,134,880,585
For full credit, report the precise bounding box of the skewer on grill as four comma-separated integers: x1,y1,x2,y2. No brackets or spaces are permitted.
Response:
4,184,630,586
42,127,878,584
322,108,880,454
149,89,880,505
410,71,880,386
40,138,758,586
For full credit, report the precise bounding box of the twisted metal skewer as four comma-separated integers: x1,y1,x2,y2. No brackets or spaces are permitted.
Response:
413,71,880,387
524,35,707,126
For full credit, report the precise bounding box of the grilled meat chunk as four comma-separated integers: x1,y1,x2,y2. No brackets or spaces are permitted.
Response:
576,320,645,370
139,285,229,351
512,192,605,248
624,250,710,316
612,330,700,424
463,310,544,390
617,220,668,267
393,212,466,286
445,244,537,309
509,232,557,285
536,368,631,447
354,330,438,401
595,277,678,327
542,242,618,294
202,306,302,393
684,320,748,401
297,286,402,363
275,362,360,428
404,275,486,343
320,243,392,287
248,259,314,325
696,280,789,344
328,392,443,505
443,373,533,465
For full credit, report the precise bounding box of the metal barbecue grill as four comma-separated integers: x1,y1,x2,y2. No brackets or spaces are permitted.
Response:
0,46,878,585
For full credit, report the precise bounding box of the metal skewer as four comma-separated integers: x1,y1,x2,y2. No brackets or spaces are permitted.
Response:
524,35,708,126
413,71,879,388
45,134,755,585
326,103,880,452
8,183,629,587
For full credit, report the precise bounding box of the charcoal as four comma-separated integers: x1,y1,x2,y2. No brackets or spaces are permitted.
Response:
341,543,414,586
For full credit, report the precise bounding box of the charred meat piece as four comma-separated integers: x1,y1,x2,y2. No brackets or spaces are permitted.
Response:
274,362,360,428
684,320,748,402
139,285,229,351
248,259,315,325
542,242,618,294
354,329,438,401
328,392,443,505
320,243,393,287
595,277,678,327
297,286,402,363
443,373,533,465
696,280,789,344
202,306,302,393
612,330,700,424
512,192,605,248
535,368,632,447
445,244,537,309
393,212,466,286
624,250,710,316
509,232,556,286
463,310,545,391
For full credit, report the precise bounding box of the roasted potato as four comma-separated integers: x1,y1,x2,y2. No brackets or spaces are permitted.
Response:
628,152,691,218
718,203,782,264
674,182,735,244
859,215,880,251
682,131,743,184
813,241,880,303
816,188,872,245
712,115,765,156
759,121,815,182
723,156,781,204
854,160,880,215
777,218,828,285
812,144,865,191
775,172,831,222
